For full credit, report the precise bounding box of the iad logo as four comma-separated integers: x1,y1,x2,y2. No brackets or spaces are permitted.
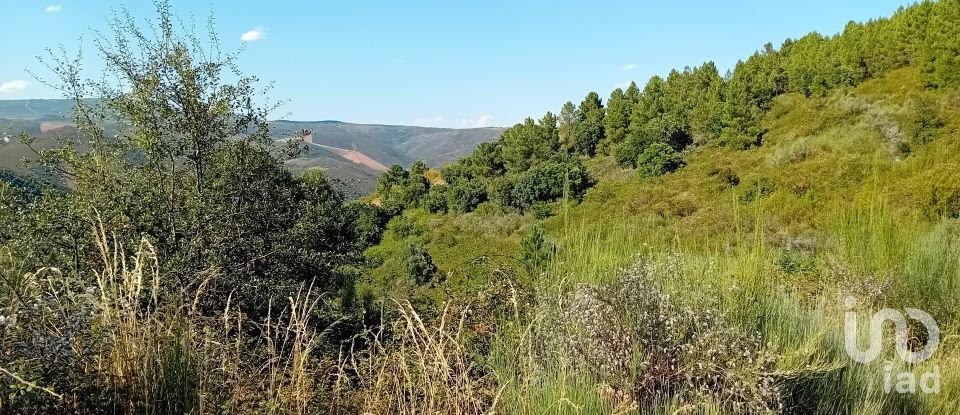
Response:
843,296,940,394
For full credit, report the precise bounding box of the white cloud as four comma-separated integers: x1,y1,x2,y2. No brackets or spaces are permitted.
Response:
0,80,30,94
45,4,62,12
621,63,637,71
614,81,631,90
458,114,493,128
241,27,266,42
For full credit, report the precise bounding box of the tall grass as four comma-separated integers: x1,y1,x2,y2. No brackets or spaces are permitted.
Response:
0,218,330,414
335,301,499,414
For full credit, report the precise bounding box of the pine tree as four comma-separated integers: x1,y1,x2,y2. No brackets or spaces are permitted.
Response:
600,88,630,155
574,92,605,156
558,101,579,151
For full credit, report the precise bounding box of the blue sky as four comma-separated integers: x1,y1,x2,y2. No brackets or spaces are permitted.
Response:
0,1,912,127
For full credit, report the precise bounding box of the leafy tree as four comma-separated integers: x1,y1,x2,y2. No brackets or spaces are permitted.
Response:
376,162,430,214
497,156,590,210
376,165,412,215
354,202,390,247
19,1,359,318
425,186,449,214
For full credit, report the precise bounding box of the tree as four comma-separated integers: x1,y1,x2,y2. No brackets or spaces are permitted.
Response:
574,92,605,156
920,0,960,87
558,101,579,151
519,223,553,275
377,165,411,215
23,1,359,318
425,186,449,213
445,179,486,213
495,156,591,210
500,116,555,173
600,88,630,155
688,63,725,140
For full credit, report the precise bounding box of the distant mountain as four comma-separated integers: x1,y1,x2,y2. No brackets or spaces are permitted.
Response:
0,99,505,196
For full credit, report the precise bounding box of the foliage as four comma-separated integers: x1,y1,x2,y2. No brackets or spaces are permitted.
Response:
636,141,685,177
574,92,605,156
500,116,558,173
548,260,782,413
403,243,437,285
424,185,449,214
445,178,486,213
492,156,590,210
518,223,552,275
376,164,429,215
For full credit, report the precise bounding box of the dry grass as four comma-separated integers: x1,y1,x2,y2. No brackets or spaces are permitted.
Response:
335,301,500,415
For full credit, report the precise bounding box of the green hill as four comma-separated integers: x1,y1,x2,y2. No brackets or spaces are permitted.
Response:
4,1,960,413
359,1,960,412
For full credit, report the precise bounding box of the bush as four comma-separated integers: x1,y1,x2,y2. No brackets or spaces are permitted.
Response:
404,243,438,285
707,166,741,187
530,202,554,220
518,223,553,275
354,202,390,247
425,186,449,214
445,179,486,213
739,178,777,203
614,134,646,167
548,260,781,412
904,97,944,146
496,157,591,210
636,141,684,176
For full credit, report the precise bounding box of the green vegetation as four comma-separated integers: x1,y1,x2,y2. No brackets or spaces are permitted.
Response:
3,1,960,414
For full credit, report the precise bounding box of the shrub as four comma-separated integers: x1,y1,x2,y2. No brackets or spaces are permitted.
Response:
740,178,777,203
927,183,960,219
548,260,782,413
636,141,684,177
518,223,553,275
496,157,591,210
614,134,646,167
707,166,741,187
0,227,331,414
530,202,554,220
445,179,486,213
403,243,437,285
354,202,390,247
904,97,945,146
424,186,448,214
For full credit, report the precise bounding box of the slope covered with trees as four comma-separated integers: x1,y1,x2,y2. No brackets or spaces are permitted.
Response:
3,1,960,414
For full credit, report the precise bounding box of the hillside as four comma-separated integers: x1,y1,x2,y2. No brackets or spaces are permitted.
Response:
270,120,504,194
4,1,960,414
0,101,505,195
358,2,960,412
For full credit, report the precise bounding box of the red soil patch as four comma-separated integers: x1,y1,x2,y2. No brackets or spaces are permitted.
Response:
312,143,389,172
40,122,72,133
